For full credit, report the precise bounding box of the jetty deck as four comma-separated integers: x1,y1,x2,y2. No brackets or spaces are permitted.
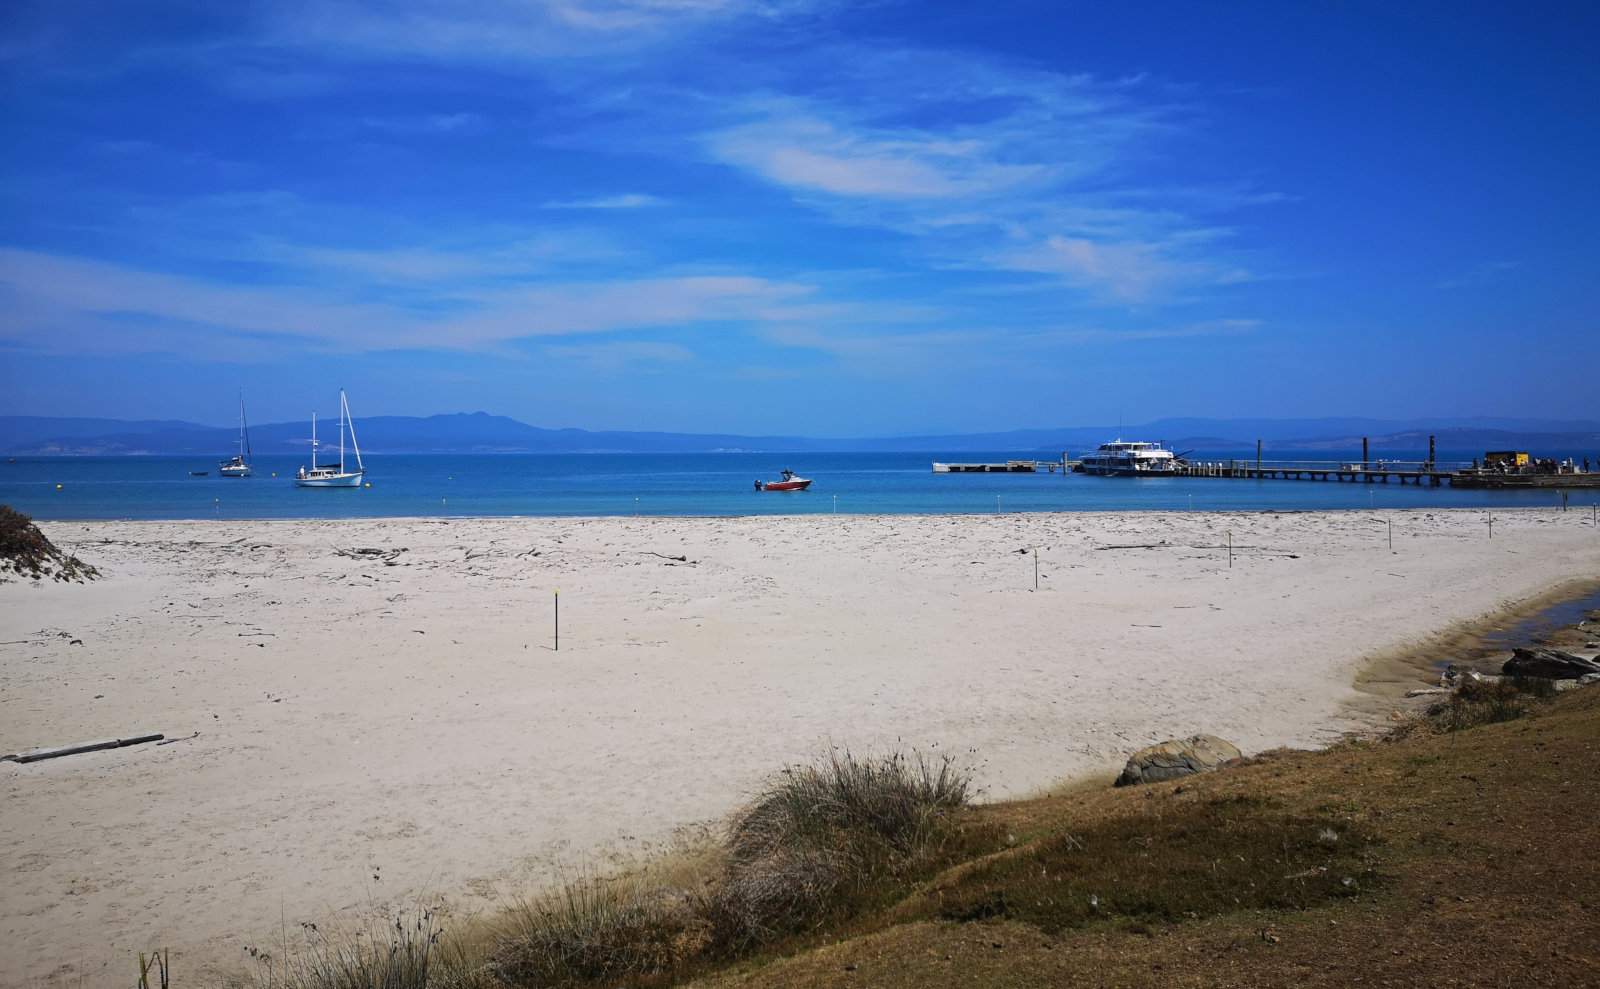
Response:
933,459,1071,473
1170,459,1600,488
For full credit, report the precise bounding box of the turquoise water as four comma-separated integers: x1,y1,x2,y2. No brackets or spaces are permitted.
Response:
2,451,1595,520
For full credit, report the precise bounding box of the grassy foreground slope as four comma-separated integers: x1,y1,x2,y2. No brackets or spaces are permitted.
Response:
695,689,1600,988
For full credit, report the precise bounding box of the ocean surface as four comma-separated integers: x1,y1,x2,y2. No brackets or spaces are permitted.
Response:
4,449,1597,521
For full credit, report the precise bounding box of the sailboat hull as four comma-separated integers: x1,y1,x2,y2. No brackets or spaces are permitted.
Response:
219,465,252,477
295,472,363,488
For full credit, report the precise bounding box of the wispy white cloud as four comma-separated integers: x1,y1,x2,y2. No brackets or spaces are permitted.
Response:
261,0,819,61
759,318,1261,373
541,193,667,209
362,111,488,135
264,232,629,282
710,114,1044,199
544,339,694,370
687,52,1271,304
0,247,824,356
989,235,1253,302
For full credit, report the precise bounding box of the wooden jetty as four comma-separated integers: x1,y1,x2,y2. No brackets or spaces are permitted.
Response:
1172,435,1599,489
933,458,1073,474
1172,459,1600,488
1089,438,1600,489
1173,459,1464,486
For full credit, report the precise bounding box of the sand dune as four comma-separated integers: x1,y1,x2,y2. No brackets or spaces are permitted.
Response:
2,508,1597,986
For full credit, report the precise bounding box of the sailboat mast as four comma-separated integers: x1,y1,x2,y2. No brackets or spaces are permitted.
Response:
311,412,318,470
339,391,346,474
344,390,364,472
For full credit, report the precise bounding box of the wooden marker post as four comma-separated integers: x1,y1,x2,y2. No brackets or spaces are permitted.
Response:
1488,512,1493,539
1033,547,1039,591
1387,519,1392,550
1227,530,1233,568
554,589,559,652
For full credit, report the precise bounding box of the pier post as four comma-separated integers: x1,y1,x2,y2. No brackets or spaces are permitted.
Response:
1256,439,1262,473
1362,437,1369,467
1428,434,1437,469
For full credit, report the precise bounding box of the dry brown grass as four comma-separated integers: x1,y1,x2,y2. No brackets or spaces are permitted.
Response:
242,904,485,989
706,750,971,950
691,688,1600,989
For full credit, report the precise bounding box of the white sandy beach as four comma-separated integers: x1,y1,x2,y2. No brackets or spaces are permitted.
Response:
2,508,1597,986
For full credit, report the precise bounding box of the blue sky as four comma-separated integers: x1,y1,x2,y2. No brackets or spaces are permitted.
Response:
1,1,1596,435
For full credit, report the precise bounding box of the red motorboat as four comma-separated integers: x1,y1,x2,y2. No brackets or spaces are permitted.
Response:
755,469,813,492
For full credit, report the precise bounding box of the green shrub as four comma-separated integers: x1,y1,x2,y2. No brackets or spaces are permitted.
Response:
710,750,970,949
490,876,694,987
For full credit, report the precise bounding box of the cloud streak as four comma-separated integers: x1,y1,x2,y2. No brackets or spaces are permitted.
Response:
0,247,823,356
541,193,667,209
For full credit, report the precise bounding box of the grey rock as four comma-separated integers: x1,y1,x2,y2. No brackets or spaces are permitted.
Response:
1114,734,1242,787
1502,647,1600,680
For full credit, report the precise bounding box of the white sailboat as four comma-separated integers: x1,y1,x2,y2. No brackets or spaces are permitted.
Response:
219,395,253,477
294,389,365,488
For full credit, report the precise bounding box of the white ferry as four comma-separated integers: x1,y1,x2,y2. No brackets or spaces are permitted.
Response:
1078,440,1179,476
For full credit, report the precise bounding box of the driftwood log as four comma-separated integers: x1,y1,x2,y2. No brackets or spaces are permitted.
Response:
3,733,164,764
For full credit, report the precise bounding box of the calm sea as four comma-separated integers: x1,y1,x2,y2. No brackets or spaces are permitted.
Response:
2,450,1594,521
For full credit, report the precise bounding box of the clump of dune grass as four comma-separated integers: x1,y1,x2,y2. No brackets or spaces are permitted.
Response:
489,874,700,987
0,505,98,583
1430,676,1557,732
708,749,971,949
245,904,484,989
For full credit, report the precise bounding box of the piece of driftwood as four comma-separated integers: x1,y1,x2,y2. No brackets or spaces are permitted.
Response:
641,552,692,563
2,733,164,764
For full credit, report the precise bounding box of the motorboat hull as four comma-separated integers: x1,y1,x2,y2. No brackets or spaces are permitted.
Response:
295,472,363,488
1078,463,1178,477
760,479,812,491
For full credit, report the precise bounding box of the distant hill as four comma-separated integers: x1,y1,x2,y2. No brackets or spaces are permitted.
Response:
2,413,1597,456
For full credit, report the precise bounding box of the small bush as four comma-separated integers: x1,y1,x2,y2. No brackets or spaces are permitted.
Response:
710,750,970,948
1431,677,1556,732
0,505,99,583
490,876,696,987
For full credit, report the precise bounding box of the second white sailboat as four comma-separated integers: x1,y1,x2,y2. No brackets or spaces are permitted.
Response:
295,389,366,488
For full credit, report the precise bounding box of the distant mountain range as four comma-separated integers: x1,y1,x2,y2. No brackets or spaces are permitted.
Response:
2,413,1598,456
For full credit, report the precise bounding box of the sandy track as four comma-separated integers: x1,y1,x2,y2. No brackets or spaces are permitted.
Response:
2,508,1597,986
